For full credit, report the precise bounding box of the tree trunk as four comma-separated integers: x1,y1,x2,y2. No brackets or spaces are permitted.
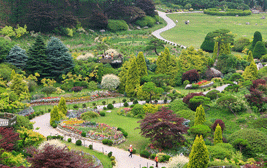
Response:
228,104,236,117
217,42,220,59
154,48,159,55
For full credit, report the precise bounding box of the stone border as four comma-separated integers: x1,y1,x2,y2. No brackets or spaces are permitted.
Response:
0,113,17,127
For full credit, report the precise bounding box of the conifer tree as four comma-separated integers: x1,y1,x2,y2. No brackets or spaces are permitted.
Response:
194,105,206,126
200,32,215,52
58,97,67,115
214,124,223,145
252,41,267,59
250,31,262,50
6,45,28,69
213,42,231,60
50,105,60,126
10,73,29,99
136,52,147,79
118,60,130,92
26,36,50,78
247,51,254,63
188,135,209,168
125,57,140,97
242,61,258,81
155,49,166,74
10,69,16,80
46,37,74,79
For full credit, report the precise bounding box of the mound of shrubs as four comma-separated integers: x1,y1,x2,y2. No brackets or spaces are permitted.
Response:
81,111,100,121
204,8,251,16
207,143,235,160
102,139,113,146
117,127,128,138
206,90,220,100
107,20,129,32
135,16,156,27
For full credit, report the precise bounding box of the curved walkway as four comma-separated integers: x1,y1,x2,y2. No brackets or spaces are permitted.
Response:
152,11,203,49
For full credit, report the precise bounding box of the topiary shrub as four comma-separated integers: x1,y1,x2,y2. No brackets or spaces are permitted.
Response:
169,99,190,112
200,32,215,52
182,69,199,83
102,139,108,145
188,125,211,138
122,98,127,103
99,112,106,116
183,92,205,105
174,110,196,121
207,143,233,159
228,129,267,157
107,140,113,146
81,132,86,137
107,20,129,32
108,151,112,157
73,104,79,109
211,119,225,132
81,111,100,121
133,99,139,104
233,37,250,52
188,96,210,111
124,102,129,107
140,150,150,158
117,127,128,138
52,123,57,128
68,138,72,142
110,156,115,161
107,104,114,109
89,144,93,149
253,41,267,59
130,104,145,118
76,140,82,146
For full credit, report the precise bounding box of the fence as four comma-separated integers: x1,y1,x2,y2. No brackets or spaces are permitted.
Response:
0,113,17,127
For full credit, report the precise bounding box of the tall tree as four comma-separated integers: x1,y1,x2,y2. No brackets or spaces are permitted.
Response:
146,38,165,56
136,52,147,79
46,37,74,79
50,105,60,126
194,105,206,126
214,124,223,145
200,32,215,52
156,47,169,74
188,135,209,168
250,31,262,51
242,61,258,81
136,0,156,16
137,107,188,148
125,57,140,97
10,73,29,100
26,36,50,78
141,82,164,103
6,45,28,69
118,60,130,92
252,41,267,59
247,51,254,63
58,97,67,115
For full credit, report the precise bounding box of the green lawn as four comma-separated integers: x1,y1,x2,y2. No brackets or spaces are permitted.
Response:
60,140,113,168
94,108,150,153
161,13,267,49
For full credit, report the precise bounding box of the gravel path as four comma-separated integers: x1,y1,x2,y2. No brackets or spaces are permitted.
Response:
31,101,168,168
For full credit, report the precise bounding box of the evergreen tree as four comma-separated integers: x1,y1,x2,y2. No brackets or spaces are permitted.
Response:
26,36,50,78
125,57,140,97
200,32,215,52
46,37,74,79
214,124,223,145
247,51,254,63
252,41,267,59
136,52,147,79
10,73,29,100
5,45,28,69
10,69,16,80
250,31,262,50
155,48,167,74
194,105,206,126
118,60,130,92
242,61,258,81
167,55,178,86
58,97,67,115
188,135,209,168
213,42,231,60
50,105,60,126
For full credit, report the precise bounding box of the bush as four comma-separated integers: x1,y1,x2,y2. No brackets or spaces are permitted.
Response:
261,54,267,62
253,41,267,59
112,101,116,104
81,111,100,121
208,161,239,168
183,92,205,105
89,144,93,149
150,153,156,159
41,86,57,96
122,98,127,103
99,112,106,116
188,96,210,111
52,123,57,128
207,144,233,159
107,104,114,109
81,132,86,137
13,115,33,130
188,125,211,138
82,104,86,108
88,81,97,90
108,151,112,157
68,138,71,142
174,110,195,121
211,119,225,132
71,86,83,92
200,32,215,52
131,104,145,118
130,98,134,102
124,102,129,107
73,104,79,109
111,161,116,166
182,69,199,83
108,140,113,146
102,139,108,144
107,20,129,32
140,150,150,158
117,127,128,138
206,90,220,100
204,8,251,16
233,37,251,52
110,156,115,161
133,99,139,104
169,99,190,112
76,140,82,146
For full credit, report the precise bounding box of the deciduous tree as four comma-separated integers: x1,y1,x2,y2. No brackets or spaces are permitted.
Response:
141,82,164,103
216,95,238,116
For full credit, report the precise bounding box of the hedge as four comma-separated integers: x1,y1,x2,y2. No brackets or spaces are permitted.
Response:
107,20,129,32
135,16,156,27
204,8,251,16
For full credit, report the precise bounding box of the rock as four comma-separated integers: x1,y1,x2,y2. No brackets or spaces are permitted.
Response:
185,84,192,89
236,15,239,17
156,22,160,24
143,26,149,29
261,16,265,19
105,49,119,56
77,53,94,60
106,110,112,113
257,63,263,70
99,29,105,33
136,26,141,30
89,29,94,33
66,44,71,48
94,37,100,42
205,68,223,80
246,22,250,25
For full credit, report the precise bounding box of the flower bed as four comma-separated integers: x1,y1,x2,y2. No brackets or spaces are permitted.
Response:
67,108,99,119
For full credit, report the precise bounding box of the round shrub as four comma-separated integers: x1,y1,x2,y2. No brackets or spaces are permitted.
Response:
207,144,232,159
67,138,72,142
144,16,156,27
111,161,116,166
182,69,199,83
107,140,113,146
211,119,225,132
206,90,220,100
200,32,215,52
76,140,82,146
81,111,100,121
100,112,106,116
133,99,139,104
140,150,150,158
253,41,267,59
108,151,112,157
124,102,129,107
130,97,134,102
117,127,128,138
131,104,145,118
122,98,127,103
130,104,135,108
174,110,195,121
89,144,93,149
188,125,211,138
112,100,116,104
102,139,108,144
233,37,250,52
52,123,57,128
73,104,79,109
107,104,114,109
103,107,107,110
110,156,115,161
82,103,86,108
150,154,156,159
81,132,86,137
107,20,129,32
228,129,267,156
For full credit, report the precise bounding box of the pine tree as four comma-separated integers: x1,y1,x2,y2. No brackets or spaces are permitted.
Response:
242,61,258,81
136,52,147,79
214,124,223,145
6,45,28,69
200,32,215,52
50,105,60,126
252,41,267,59
194,105,206,126
188,135,209,168
125,57,140,97
250,31,262,50
46,37,74,79
118,60,130,92
247,51,254,62
155,49,166,74
26,36,50,78
10,73,29,99
58,97,67,115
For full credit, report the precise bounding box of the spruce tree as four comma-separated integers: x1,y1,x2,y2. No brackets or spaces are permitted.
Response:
155,50,165,74
118,60,130,92
247,51,254,63
251,31,262,50
188,135,209,168
252,41,267,59
125,57,140,97
200,32,215,52
46,37,74,79
136,52,147,79
194,105,206,126
58,97,67,115
214,124,223,145
6,45,28,69
26,36,50,78
50,105,60,126
242,61,258,81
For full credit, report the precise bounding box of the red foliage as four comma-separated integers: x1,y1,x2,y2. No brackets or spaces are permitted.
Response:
211,119,225,132
183,92,205,105
137,107,188,148
136,0,156,16
71,86,83,92
245,88,267,112
182,69,200,83
0,127,20,152
89,10,108,29
252,79,266,89
26,144,98,168
0,166,25,168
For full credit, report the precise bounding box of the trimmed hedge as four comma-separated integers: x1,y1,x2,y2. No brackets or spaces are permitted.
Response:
135,16,156,27
107,20,129,32
204,8,251,16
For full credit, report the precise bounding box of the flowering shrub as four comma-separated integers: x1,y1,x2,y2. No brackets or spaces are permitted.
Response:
167,155,189,168
71,86,83,92
62,118,84,125
101,74,120,91
17,127,46,148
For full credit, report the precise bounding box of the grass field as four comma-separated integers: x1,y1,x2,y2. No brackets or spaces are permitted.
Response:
161,13,267,49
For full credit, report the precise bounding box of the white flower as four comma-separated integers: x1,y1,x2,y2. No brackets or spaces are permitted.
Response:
38,139,67,150
101,74,120,91
167,155,189,168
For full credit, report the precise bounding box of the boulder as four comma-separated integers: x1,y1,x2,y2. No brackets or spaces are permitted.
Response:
236,15,239,17
99,29,105,33
246,22,250,25
185,84,192,89
205,68,223,80
257,63,263,70
143,26,149,29
136,26,141,30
